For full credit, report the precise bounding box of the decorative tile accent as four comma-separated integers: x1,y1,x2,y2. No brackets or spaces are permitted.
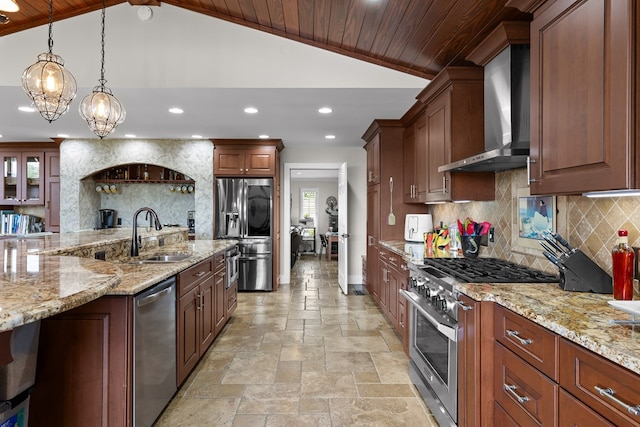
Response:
430,168,640,275
60,139,214,239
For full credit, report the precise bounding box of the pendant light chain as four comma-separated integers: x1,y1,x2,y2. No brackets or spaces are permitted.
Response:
21,0,77,123
99,0,105,86
79,0,126,138
47,0,53,54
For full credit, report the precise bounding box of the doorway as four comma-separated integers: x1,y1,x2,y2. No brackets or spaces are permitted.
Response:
282,163,342,285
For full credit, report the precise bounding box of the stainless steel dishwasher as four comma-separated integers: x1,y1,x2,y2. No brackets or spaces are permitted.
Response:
134,276,177,427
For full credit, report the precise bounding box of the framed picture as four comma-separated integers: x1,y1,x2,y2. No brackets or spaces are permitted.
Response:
516,187,556,250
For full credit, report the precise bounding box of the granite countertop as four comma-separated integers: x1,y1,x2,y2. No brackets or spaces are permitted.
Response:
110,239,237,295
0,239,122,331
379,239,640,377
0,229,237,332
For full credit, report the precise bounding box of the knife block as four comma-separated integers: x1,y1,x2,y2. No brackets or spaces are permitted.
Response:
557,250,612,294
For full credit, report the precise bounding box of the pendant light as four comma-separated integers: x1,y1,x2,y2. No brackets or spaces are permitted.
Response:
21,0,77,123
79,0,125,139
0,0,19,12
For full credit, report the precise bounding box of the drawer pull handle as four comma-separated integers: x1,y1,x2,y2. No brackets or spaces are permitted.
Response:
506,329,532,345
595,386,640,416
504,384,530,404
456,301,473,311
194,271,207,277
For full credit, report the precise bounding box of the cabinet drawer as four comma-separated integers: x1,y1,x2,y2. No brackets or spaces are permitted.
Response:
494,402,520,427
494,343,558,426
559,338,640,427
178,257,214,296
558,388,614,427
495,305,559,381
213,252,225,273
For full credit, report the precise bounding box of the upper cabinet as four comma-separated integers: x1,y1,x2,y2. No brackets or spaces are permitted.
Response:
524,0,635,194
403,105,428,203
366,133,380,186
414,67,495,202
213,139,284,177
0,151,45,205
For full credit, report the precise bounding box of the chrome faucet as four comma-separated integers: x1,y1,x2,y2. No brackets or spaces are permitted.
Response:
131,207,162,257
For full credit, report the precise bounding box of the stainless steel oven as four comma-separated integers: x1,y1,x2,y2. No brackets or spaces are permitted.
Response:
401,257,559,427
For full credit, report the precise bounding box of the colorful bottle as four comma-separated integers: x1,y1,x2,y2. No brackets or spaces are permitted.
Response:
612,229,634,300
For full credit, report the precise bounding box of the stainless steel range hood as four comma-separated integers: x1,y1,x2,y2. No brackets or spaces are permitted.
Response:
439,44,530,173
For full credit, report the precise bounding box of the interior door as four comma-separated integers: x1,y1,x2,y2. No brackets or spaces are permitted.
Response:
338,162,348,295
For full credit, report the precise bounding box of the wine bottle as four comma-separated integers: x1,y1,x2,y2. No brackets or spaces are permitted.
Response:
612,229,634,300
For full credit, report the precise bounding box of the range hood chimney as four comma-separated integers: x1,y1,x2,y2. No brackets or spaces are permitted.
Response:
439,22,531,173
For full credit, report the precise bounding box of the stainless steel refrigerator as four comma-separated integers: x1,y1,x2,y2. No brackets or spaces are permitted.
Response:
215,178,273,291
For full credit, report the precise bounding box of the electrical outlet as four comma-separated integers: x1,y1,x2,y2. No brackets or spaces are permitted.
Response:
159,237,165,247
95,250,106,261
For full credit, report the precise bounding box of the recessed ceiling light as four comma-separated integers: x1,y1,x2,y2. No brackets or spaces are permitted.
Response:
244,107,259,114
57,134,69,138
258,134,269,139
191,135,203,139
168,107,184,114
318,107,333,114
325,135,336,140
124,134,136,138
18,106,36,113
0,134,3,138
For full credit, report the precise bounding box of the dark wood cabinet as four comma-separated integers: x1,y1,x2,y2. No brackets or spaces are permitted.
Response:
527,0,636,194
177,256,215,385
0,151,46,206
226,280,238,318
366,132,380,186
416,67,495,202
30,296,132,427
458,295,482,427
44,151,60,232
403,111,428,203
558,389,615,427
213,139,283,176
365,185,379,302
214,253,226,335
377,247,409,340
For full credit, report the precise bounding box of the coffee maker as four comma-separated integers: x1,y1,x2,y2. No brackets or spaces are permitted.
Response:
99,209,116,229
187,210,195,234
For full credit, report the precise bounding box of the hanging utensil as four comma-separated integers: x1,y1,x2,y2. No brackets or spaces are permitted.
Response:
388,176,396,225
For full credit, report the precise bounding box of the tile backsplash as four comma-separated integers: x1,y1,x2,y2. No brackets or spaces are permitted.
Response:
430,168,640,276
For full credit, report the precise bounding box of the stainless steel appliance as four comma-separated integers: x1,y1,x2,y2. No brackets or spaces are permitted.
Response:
187,210,195,235
225,245,240,288
215,178,273,291
133,276,177,427
401,258,558,427
98,208,116,229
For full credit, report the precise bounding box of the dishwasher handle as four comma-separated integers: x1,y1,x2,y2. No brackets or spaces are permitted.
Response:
137,286,173,308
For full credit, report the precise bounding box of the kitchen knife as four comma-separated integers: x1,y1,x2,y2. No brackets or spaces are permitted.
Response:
542,251,565,270
542,232,569,255
551,232,576,253
540,241,565,259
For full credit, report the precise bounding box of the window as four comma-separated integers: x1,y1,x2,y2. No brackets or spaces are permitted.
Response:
300,188,318,223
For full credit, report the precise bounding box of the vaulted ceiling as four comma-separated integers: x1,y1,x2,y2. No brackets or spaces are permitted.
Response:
0,0,530,79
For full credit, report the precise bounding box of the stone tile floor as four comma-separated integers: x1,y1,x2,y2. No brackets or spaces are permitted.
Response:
156,257,437,426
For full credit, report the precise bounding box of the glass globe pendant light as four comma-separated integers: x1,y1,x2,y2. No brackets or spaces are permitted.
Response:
79,0,125,139
21,0,77,123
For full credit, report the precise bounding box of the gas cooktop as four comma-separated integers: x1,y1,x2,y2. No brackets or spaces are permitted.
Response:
422,257,559,284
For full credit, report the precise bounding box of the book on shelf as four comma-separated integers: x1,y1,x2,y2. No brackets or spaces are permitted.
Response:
0,212,44,235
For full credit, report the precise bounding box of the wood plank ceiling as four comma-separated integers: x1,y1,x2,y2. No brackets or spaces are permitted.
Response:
0,0,529,79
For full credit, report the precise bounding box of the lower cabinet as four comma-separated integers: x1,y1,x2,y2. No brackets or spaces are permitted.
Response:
461,301,640,427
377,248,409,348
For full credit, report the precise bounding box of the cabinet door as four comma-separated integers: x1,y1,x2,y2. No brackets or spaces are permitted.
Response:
366,133,380,186
177,286,200,385
378,256,388,314
21,152,44,205
413,113,428,202
214,270,226,335
45,152,60,232
458,295,481,427
244,148,276,175
214,147,245,175
558,389,615,427
425,92,450,202
0,152,21,204
402,124,416,202
386,267,399,329
226,281,238,318
529,0,633,194
200,277,215,351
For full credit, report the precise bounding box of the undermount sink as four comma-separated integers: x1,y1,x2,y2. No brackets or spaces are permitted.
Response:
127,252,192,264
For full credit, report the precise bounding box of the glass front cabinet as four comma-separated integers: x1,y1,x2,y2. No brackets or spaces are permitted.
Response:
1,152,44,205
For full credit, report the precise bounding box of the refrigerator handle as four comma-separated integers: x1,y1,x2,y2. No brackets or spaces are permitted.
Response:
242,179,248,237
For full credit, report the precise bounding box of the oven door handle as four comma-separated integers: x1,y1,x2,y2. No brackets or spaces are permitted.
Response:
399,289,458,342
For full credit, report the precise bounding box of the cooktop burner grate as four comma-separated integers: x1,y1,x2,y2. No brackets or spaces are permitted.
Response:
422,257,559,283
